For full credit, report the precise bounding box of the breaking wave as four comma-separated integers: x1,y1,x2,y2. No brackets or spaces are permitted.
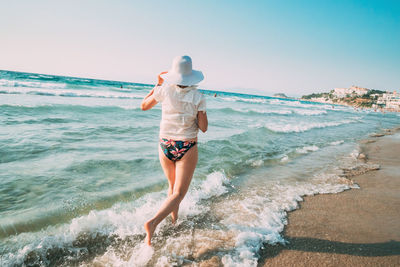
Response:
265,120,355,133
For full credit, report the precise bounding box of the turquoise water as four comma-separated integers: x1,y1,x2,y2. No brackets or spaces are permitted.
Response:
0,70,399,266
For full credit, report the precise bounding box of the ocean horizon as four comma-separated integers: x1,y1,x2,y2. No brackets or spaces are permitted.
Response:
1,69,399,266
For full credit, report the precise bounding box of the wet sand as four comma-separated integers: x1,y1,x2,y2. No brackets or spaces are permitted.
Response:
260,131,400,266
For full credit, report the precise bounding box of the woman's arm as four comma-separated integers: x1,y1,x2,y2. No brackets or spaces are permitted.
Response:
197,111,208,132
141,89,157,111
141,71,167,111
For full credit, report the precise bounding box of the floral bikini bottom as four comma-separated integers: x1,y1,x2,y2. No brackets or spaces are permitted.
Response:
160,138,197,161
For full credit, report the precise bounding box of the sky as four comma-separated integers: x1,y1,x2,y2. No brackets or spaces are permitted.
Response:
1,0,399,96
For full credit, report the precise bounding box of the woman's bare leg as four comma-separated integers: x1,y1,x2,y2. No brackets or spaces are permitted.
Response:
145,145,198,246
158,147,178,223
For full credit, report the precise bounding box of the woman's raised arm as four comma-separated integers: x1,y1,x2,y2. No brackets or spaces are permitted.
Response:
141,89,157,111
141,71,167,111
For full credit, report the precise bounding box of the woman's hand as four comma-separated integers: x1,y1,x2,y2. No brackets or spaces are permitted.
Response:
157,71,168,86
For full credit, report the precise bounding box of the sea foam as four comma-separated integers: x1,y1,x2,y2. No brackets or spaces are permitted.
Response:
265,120,354,133
0,87,143,99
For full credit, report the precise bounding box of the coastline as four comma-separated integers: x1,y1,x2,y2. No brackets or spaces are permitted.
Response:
259,128,400,266
300,98,400,113
2,69,400,265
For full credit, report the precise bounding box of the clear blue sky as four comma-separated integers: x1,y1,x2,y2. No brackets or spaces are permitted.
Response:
1,0,399,96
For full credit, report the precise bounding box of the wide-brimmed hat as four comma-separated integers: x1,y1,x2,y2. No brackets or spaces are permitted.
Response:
161,55,204,86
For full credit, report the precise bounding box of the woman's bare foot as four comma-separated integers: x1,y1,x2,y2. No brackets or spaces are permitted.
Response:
171,206,179,225
171,213,178,225
144,219,156,246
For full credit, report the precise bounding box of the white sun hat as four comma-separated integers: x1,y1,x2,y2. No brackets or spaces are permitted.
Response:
161,55,204,86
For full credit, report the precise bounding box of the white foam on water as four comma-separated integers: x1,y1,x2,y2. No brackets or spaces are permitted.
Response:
215,171,358,266
81,243,154,267
268,99,349,112
0,143,367,267
0,103,55,108
292,109,327,116
330,140,345,146
249,108,292,115
265,120,354,133
0,171,230,266
269,99,319,108
134,148,360,267
38,74,54,79
250,159,264,167
77,240,154,267
179,171,230,217
0,86,144,99
280,155,289,162
212,107,289,115
350,148,360,160
241,108,327,116
0,79,67,89
219,96,268,104
127,243,154,266
0,189,164,266
296,145,319,154
200,143,363,266
0,99,142,111
216,96,331,116
79,172,230,266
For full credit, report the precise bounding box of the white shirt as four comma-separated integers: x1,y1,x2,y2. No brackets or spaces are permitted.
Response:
153,84,206,140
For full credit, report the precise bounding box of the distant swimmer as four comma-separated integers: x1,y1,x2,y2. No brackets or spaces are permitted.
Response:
214,93,217,97
120,85,123,88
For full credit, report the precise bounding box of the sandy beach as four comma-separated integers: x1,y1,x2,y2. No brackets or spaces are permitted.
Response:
260,130,400,266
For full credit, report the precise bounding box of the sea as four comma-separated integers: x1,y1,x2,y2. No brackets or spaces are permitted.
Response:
0,70,399,266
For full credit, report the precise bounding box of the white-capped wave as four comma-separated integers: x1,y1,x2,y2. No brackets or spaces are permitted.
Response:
1,171,230,267
269,99,336,110
38,74,54,79
250,108,292,115
1,151,364,267
227,107,291,115
0,79,66,89
269,99,313,107
281,155,289,162
265,120,354,133
250,159,264,167
257,108,327,116
330,140,344,146
215,171,358,266
179,171,230,216
146,148,360,266
229,107,327,116
0,87,144,99
296,145,319,154
219,96,268,104
293,109,327,116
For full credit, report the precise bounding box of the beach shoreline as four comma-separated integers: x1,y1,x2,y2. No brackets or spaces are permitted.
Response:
2,70,400,266
259,128,400,266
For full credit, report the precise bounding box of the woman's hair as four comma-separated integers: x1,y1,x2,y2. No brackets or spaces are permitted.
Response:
176,84,198,88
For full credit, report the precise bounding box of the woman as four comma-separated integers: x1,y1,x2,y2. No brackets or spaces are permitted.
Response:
141,55,208,246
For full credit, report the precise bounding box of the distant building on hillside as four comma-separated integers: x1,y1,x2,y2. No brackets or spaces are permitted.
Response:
333,86,369,98
376,91,400,110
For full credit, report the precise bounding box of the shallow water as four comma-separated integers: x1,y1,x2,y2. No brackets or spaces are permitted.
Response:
0,70,399,266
